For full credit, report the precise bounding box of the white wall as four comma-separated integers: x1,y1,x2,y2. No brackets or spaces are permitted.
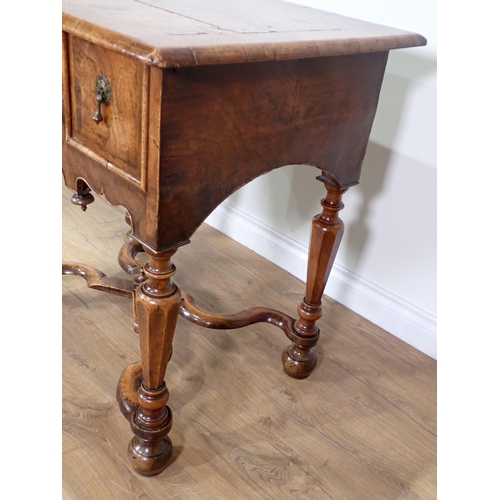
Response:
206,0,437,358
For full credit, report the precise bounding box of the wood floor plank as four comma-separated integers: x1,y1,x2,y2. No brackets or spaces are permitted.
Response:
62,186,436,499
178,325,435,499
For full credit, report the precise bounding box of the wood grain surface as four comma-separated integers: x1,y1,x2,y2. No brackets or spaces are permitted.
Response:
69,36,146,181
62,184,436,499
154,53,387,250
62,0,426,68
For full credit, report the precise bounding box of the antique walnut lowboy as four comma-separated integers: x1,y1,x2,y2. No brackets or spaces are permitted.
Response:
62,0,426,476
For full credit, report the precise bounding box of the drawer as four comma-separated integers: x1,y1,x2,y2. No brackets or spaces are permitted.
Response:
67,35,147,186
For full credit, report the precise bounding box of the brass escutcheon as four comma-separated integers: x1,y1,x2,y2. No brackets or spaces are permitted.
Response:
92,74,112,124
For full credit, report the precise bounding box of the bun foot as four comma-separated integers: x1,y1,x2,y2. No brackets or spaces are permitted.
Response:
128,435,173,476
281,344,317,379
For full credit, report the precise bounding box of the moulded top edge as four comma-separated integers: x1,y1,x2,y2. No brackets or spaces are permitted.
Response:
62,0,427,68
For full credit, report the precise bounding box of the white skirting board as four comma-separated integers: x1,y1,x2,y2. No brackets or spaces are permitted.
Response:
205,201,437,360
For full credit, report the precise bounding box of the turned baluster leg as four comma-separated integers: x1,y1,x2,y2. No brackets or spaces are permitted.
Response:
124,212,134,243
282,178,348,379
120,212,146,334
127,246,181,476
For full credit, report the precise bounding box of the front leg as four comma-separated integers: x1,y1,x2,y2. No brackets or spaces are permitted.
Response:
124,245,181,476
282,175,348,379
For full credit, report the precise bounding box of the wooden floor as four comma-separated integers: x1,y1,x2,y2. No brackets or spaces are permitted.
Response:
62,186,437,500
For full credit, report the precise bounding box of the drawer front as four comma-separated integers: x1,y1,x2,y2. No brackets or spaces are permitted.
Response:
68,35,147,186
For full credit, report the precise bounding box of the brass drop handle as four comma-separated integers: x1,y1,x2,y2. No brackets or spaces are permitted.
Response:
92,74,112,124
